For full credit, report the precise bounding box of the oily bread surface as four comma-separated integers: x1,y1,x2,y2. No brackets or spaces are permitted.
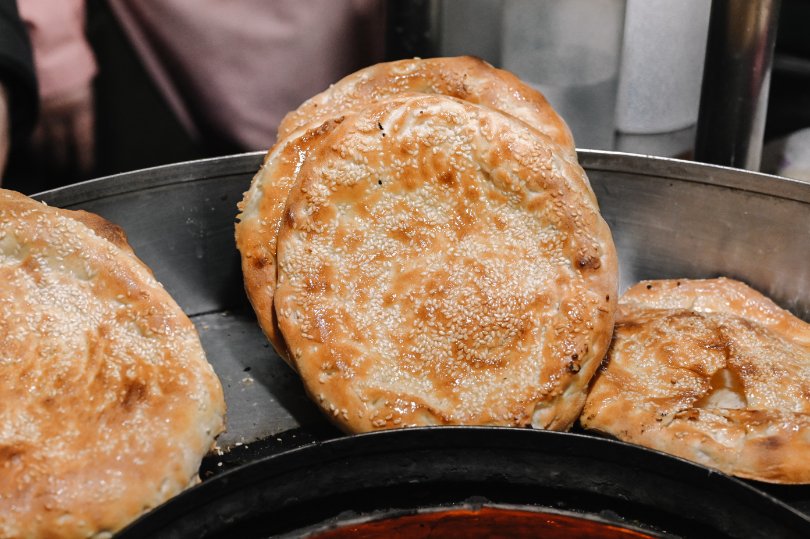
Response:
0,189,226,537
581,278,810,484
236,57,584,362
274,95,617,433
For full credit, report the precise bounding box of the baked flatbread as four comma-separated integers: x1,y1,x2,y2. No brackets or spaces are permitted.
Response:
236,56,584,361
277,56,575,152
0,189,226,537
274,95,617,433
581,278,810,484
236,119,346,361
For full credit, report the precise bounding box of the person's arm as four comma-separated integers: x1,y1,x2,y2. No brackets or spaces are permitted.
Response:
18,0,95,178
0,0,38,182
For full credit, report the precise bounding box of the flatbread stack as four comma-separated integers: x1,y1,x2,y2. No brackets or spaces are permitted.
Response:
0,189,226,537
237,57,618,433
276,55,576,152
581,278,810,484
235,56,585,363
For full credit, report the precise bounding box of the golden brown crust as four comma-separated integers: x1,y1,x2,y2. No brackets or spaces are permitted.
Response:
236,118,346,362
0,189,226,537
274,95,617,433
61,209,131,252
237,57,586,362
581,278,810,484
277,56,575,152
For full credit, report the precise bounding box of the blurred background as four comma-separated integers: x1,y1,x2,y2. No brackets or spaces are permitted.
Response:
1,0,808,194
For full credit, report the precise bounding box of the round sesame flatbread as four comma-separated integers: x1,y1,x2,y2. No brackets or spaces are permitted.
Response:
236,56,583,362
0,189,226,537
581,278,810,484
277,55,575,152
273,95,617,433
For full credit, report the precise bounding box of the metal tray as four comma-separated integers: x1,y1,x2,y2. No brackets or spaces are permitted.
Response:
34,150,810,478
119,428,810,538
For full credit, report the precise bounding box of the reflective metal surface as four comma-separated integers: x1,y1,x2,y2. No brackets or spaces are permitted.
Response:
34,151,810,449
695,0,782,169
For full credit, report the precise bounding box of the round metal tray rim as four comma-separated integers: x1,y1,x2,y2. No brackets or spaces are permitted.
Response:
579,149,810,203
33,151,266,206
31,150,810,207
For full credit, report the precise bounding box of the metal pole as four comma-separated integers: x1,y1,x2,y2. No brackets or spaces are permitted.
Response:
384,0,442,60
694,0,781,170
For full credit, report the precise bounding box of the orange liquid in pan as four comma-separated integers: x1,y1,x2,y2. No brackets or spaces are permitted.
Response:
313,506,659,539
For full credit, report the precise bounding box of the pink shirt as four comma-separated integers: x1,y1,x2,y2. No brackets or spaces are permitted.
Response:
108,0,384,150
17,0,97,101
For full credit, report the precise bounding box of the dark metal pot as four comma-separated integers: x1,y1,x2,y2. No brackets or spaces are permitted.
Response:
116,427,810,538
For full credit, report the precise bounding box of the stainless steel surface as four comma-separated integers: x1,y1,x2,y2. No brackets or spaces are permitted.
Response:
695,0,781,170
34,151,810,449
